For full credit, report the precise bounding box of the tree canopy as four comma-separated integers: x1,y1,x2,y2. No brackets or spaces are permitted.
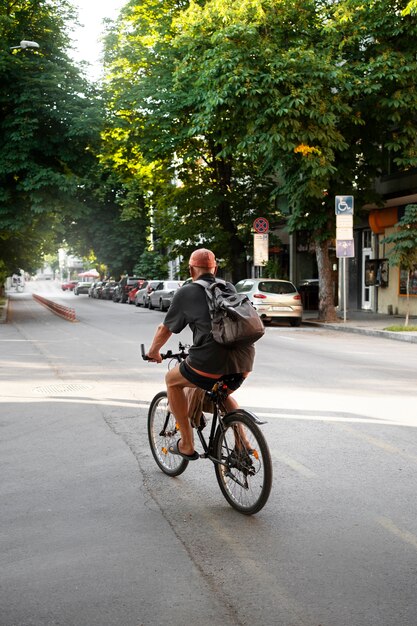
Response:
0,0,103,280
101,0,417,313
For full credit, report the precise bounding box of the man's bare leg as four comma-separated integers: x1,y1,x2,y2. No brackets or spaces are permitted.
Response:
225,386,252,450
165,366,196,456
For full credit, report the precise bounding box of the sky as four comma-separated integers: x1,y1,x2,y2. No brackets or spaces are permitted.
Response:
70,0,126,79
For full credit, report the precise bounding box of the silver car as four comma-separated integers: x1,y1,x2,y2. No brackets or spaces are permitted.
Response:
134,280,160,307
235,278,303,326
148,280,184,311
74,282,92,295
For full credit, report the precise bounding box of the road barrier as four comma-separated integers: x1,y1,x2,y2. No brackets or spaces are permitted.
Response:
32,294,77,322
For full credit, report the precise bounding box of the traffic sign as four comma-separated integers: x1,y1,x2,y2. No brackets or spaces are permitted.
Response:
253,233,269,266
253,217,269,234
335,196,354,215
336,240,355,258
336,227,353,240
336,214,353,228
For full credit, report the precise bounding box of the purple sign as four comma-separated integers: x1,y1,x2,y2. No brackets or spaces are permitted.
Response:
336,240,355,258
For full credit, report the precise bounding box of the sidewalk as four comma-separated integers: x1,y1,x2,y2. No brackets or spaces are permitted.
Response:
303,309,417,343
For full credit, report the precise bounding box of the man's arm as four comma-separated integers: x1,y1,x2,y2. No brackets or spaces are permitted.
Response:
146,323,173,362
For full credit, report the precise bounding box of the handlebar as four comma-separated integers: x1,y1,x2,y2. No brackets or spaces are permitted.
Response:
141,342,189,362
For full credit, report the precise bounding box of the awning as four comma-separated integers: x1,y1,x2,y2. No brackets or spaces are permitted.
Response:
78,269,99,278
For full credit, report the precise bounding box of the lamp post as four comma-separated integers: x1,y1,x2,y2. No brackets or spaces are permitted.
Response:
10,40,40,50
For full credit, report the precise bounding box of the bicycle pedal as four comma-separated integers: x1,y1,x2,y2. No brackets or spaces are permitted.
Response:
197,413,208,431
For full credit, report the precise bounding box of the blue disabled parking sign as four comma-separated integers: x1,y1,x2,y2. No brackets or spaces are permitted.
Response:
335,195,354,215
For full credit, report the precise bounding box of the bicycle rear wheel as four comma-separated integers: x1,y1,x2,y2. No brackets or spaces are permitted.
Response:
148,391,188,476
214,410,272,515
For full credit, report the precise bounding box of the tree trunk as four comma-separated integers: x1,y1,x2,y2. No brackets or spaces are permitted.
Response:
315,239,338,322
211,149,247,282
216,202,247,282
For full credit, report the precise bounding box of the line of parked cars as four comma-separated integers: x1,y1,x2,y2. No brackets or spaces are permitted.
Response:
63,275,305,326
67,276,185,311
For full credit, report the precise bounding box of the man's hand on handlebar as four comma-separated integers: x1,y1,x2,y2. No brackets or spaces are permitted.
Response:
141,343,187,363
146,349,163,363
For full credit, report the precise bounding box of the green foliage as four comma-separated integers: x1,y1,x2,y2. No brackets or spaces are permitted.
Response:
101,0,417,298
382,204,417,270
262,258,286,280
382,203,417,326
133,250,167,279
101,0,279,282
403,0,417,15
63,170,148,279
0,0,102,275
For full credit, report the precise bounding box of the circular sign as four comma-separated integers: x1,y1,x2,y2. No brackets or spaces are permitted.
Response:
253,217,269,233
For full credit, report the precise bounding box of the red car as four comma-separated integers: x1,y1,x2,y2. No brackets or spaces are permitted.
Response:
127,279,146,304
61,280,78,291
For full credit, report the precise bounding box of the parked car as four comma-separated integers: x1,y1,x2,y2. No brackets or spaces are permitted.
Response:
127,282,143,304
74,282,92,295
234,278,303,326
113,276,145,303
101,281,117,300
91,281,107,299
61,280,78,291
88,281,99,297
134,280,160,307
148,280,184,311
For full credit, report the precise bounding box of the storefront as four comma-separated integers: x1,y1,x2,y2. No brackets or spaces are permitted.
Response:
363,203,417,317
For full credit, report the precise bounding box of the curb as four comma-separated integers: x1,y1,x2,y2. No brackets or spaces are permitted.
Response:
303,320,417,344
0,297,9,324
32,294,78,322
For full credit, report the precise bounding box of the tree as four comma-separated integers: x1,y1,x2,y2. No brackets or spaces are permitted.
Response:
133,250,167,279
101,0,278,282
0,0,103,277
101,0,417,313
62,159,149,279
382,204,417,326
170,0,417,319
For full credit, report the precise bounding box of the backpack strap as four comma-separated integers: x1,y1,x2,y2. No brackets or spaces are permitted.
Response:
194,278,226,289
194,278,226,319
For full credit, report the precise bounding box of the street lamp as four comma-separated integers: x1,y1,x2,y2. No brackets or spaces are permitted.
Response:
10,40,40,50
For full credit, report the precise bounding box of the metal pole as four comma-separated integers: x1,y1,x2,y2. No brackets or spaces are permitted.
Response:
343,257,347,323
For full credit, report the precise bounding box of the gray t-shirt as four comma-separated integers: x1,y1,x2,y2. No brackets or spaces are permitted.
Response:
163,274,255,375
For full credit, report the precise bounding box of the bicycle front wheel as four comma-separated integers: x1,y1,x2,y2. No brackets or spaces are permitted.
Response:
148,391,188,476
214,410,272,515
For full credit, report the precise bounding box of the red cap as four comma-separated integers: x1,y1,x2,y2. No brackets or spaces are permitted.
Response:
189,248,216,269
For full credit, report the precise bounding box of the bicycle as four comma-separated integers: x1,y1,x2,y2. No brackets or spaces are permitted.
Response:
141,342,272,515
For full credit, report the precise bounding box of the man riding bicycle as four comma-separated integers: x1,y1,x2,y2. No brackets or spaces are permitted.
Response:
146,248,255,461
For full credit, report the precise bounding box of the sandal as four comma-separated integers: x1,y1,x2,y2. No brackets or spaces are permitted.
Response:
169,439,199,461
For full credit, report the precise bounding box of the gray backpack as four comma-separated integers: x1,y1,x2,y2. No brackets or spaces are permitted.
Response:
195,279,265,347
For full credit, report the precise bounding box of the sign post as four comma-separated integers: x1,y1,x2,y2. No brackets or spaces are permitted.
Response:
335,196,354,322
253,218,269,275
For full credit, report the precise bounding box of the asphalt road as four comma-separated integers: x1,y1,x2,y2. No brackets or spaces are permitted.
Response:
1,281,417,626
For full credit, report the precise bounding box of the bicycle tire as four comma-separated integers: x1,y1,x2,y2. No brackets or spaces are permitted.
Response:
147,391,188,476
213,410,272,515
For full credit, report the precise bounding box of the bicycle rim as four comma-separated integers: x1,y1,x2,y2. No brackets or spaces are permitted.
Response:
214,411,272,515
147,391,188,476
